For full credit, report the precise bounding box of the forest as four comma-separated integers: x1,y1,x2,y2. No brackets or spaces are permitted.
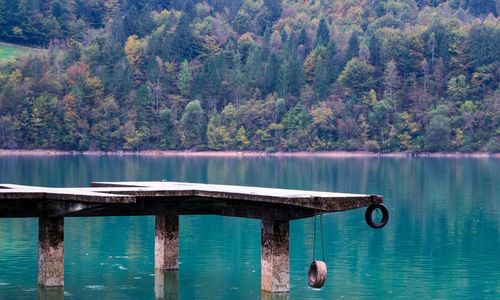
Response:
0,0,498,152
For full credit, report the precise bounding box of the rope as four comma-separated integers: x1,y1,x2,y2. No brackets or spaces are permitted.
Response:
320,214,325,262
312,213,326,263
312,214,316,261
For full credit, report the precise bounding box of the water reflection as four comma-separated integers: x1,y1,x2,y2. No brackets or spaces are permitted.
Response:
38,287,64,300
261,291,289,300
154,270,179,300
0,156,498,299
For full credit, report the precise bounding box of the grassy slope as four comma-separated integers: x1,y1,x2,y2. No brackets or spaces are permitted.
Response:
0,42,41,63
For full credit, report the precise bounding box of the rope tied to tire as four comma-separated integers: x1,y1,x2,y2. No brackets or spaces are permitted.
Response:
308,214,327,289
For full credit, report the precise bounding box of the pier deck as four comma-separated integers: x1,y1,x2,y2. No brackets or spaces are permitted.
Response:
0,181,384,293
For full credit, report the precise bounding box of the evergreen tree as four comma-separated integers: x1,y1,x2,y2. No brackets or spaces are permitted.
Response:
312,51,329,101
178,60,192,98
264,0,282,23
172,13,199,60
157,108,180,149
315,18,330,47
345,32,360,62
325,40,338,83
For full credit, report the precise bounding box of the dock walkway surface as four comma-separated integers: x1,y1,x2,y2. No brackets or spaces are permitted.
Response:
0,181,384,293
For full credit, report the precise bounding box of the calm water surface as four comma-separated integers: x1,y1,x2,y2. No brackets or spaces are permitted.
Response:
0,156,498,299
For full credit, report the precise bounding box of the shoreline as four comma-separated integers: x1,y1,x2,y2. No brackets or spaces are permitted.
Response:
0,149,498,158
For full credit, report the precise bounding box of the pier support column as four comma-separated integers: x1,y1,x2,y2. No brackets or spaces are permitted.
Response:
261,220,289,293
38,217,64,287
155,215,179,270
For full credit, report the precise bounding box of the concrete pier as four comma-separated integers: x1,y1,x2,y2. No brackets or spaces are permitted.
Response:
38,217,64,287
0,181,385,294
155,215,179,270
261,220,290,293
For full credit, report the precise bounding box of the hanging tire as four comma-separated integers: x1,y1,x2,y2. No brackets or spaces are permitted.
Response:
308,260,327,288
365,204,389,229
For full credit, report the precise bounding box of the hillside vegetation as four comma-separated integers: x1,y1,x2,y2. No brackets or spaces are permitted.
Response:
0,0,498,152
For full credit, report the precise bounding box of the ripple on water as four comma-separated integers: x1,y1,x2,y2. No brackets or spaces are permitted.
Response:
85,285,105,290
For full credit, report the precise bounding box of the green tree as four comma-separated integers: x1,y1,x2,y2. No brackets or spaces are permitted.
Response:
30,93,61,148
383,60,400,104
447,75,469,102
207,114,230,150
309,102,334,144
466,23,500,69
425,106,452,151
172,13,199,60
325,40,339,83
312,50,329,101
315,18,329,46
263,0,282,22
157,108,180,149
236,126,250,149
181,100,206,148
338,58,376,98
178,60,192,98
220,103,238,140
91,96,121,150
345,32,360,62
278,56,305,96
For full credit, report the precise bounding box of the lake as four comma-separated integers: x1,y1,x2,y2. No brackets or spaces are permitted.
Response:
0,156,498,299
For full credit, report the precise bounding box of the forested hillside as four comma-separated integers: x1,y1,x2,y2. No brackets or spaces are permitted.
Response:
0,0,499,152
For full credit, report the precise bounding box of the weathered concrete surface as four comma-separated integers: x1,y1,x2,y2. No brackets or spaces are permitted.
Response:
92,181,383,212
154,270,179,300
0,182,383,220
0,184,135,203
261,220,290,293
38,217,64,287
155,215,179,270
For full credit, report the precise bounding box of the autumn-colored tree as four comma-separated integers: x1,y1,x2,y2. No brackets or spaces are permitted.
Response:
124,34,146,84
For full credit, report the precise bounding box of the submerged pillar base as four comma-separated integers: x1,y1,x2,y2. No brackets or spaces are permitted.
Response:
38,287,64,300
155,215,179,270
38,217,64,287
261,220,290,293
154,270,179,300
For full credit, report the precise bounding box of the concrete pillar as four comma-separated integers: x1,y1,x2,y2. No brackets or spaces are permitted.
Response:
261,220,290,293
38,217,64,287
155,215,179,270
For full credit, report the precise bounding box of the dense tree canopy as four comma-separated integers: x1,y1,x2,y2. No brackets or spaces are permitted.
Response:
0,0,499,152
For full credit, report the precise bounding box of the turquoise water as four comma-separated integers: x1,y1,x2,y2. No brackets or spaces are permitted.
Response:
0,156,498,299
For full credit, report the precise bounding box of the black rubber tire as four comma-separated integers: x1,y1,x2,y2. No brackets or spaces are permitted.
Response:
365,204,389,229
308,260,327,288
